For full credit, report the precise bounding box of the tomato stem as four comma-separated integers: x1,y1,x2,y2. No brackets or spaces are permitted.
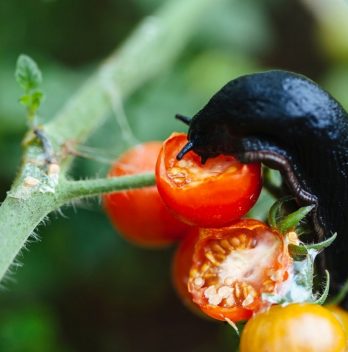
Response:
59,172,155,201
327,277,348,306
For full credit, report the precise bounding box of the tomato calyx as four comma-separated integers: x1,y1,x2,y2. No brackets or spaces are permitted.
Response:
261,197,334,307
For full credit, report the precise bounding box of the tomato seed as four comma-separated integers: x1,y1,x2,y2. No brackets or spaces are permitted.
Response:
205,251,221,266
242,293,255,307
212,242,226,254
224,277,234,286
220,239,233,251
230,237,241,247
193,277,205,288
218,286,233,299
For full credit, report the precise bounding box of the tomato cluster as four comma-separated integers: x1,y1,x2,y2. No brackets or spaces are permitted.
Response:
103,134,348,351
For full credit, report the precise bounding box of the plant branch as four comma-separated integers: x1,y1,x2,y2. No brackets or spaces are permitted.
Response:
0,0,222,283
44,0,221,171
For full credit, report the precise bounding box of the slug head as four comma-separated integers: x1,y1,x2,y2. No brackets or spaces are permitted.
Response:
176,109,244,163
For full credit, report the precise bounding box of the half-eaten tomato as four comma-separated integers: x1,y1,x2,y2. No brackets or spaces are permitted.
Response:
156,133,262,228
181,219,291,322
172,229,202,315
103,141,190,247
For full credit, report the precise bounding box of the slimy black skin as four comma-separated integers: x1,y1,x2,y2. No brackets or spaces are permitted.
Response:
176,70,348,296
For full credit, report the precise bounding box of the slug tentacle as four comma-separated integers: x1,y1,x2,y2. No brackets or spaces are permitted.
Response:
176,141,194,160
175,113,192,125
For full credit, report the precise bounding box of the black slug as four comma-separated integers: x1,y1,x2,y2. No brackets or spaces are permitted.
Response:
176,70,348,296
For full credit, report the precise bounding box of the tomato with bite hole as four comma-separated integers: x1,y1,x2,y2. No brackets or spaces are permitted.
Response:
156,133,262,228
175,219,291,322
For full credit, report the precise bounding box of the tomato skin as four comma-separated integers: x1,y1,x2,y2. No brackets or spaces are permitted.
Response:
240,304,346,352
172,229,202,315
156,133,262,228
174,219,290,323
327,305,348,345
103,142,190,247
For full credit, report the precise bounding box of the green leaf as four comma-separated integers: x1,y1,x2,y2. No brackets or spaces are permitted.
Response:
31,90,44,111
19,94,32,108
15,55,42,92
278,204,315,234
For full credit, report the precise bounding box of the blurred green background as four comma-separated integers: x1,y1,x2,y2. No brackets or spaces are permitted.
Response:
1,0,348,351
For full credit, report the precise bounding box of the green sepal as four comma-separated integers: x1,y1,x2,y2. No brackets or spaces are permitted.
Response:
278,204,315,234
314,270,330,305
295,223,312,236
15,55,42,92
267,196,293,229
288,232,337,259
306,232,337,251
288,243,308,257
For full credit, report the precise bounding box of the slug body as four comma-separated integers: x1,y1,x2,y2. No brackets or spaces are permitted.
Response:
177,70,348,292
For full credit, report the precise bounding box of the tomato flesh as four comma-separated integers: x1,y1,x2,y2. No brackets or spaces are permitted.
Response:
156,133,262,228
186,220,290,322
104,142,190,247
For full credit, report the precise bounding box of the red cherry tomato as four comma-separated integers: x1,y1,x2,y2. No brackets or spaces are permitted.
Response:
173,219,291,322
240,304,347,352
103,142,190,247
156,133,262,228
172,229,200,313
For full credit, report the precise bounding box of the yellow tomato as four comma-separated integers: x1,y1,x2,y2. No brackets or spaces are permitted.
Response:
327,305,348,346
240,304,346,352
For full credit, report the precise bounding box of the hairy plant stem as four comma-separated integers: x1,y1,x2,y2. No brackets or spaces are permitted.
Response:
59,173,155,202
0,0,222,283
